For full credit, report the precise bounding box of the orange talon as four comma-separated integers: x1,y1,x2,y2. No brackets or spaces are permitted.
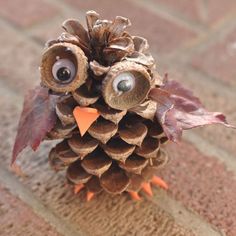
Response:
151,176,168,190
86,191,95,201
128,191,141,201
74,184,84,194
141,182,153,197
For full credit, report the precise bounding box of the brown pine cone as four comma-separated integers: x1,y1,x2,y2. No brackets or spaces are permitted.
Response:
42,10,169,198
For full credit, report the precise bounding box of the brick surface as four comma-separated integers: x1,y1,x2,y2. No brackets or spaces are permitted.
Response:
64,0,197,55
0,184,60,236
0,0,236,235
152,0,236,26
191,26,236,87
0,0,59,28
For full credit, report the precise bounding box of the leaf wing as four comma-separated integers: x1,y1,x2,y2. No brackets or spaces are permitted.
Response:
12,86,58,164
149,78,234,142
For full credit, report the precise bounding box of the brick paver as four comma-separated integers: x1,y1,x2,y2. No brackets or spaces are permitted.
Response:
0,0,236,235
0,184,60,236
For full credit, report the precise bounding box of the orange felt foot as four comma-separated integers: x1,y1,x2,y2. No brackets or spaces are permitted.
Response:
151,176,168,190
86,191,95,202
74,184,84,194
128,191,141,201
141,182,153,197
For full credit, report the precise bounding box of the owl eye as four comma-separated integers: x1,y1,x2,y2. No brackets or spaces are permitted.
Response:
102,61,151,110
112,72,135,93
52,59,76,83
40,43,88,93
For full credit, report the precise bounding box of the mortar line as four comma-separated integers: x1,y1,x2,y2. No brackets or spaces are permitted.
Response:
0,166,84,236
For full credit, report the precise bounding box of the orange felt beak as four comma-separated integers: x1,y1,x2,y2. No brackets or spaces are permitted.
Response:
73,106,100,136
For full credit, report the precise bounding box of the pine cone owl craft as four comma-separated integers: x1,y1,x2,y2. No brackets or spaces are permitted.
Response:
12,11,234,201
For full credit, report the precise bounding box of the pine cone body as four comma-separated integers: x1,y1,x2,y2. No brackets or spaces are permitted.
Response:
42,11,169,196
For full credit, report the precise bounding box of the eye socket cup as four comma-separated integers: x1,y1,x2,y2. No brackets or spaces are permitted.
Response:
40,42,88,93
102,61,151,110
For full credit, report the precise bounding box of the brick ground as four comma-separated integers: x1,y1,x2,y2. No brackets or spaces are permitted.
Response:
0,0,236,235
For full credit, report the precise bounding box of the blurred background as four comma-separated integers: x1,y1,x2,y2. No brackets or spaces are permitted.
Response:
0,0,235,236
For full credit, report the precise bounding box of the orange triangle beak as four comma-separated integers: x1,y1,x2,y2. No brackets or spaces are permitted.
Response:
73,106,100,136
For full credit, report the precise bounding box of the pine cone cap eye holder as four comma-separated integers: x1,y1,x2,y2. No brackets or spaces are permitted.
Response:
12,10,235,201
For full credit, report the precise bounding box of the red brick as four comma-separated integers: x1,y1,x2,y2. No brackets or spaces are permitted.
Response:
64,0,197,55
159,141,236,236
191,27,236,87
151,0,236,26
0,0,59,28
0,184,60,236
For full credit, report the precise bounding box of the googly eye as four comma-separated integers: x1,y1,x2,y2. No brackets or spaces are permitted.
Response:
52,58,76,83
112,72,135,93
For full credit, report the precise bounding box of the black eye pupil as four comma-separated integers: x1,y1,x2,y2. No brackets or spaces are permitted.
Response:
56,67,71,82
117,80,132,92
